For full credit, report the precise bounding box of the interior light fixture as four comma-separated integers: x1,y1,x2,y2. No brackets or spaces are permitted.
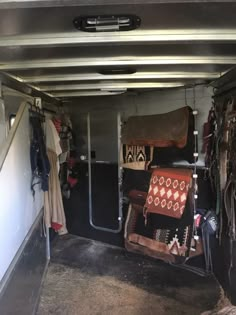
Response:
73,15,141,32
100,88,127,93
98,68,136,75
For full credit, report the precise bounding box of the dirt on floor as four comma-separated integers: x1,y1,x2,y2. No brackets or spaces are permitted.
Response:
37,235,223,315
37,263,213,315
201,292,236,315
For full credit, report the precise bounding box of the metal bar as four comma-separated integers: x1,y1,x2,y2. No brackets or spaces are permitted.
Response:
0,72,59,104
211,67,236,88
45,227,50,261
213,81,236,97
1,56,235,71
2,29,236,47
117,112,123,229
52,91,126,97
0,0,235,9
5,73,55,98
87,113,122,233
2,86,34,100
42,107,57,114
23,72,221,83
42,82,185,91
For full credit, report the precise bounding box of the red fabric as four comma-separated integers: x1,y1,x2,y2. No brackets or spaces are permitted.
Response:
128,190,147,206
144,168,192,219
51,222,63,231
194,214,202,228
68,176,78,188
52,118,62,134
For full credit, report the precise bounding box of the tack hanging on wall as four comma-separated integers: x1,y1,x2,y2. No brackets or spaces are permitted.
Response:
28,102,45,122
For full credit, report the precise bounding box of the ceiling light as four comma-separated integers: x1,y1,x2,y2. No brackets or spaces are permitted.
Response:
99,68,136,75
73,15,141,32
100,88,127,93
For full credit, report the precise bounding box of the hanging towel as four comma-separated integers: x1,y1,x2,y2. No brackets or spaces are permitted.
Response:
120,145,154,170
45,119,62,173
44,149,68,235
121,106,190,148
46,120,62,156
144,168,193,219
44,119,67,235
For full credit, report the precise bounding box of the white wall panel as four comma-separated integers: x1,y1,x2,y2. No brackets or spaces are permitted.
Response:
0,108,43,282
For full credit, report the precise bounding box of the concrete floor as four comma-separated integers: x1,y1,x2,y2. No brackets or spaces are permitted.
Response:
37,235,221,315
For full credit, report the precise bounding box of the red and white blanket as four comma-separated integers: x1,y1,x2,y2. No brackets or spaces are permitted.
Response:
144,168,193,219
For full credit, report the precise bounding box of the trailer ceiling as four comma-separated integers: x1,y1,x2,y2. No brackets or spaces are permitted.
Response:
0,1,236,100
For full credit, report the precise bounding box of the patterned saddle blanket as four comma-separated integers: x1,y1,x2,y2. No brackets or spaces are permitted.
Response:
124,203,203,264
144,168,193,219
120,145,154,170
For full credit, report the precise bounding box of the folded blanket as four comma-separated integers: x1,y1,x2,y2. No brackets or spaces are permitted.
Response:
124,203,194,263
144,168,193,219
120,145,153,170
153,226,191,257
121,106,190,148
147,194,194,230
149,107,196,165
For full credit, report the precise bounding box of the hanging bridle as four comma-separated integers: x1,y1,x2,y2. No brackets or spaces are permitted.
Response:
223,98,236,240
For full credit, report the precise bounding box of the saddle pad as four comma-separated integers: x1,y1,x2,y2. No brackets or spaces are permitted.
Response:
121,106,190,148
120,145,153,170
149,107,195,166
153,226,191,257
125,239,176,264
124,203,193,263
147,195,193,230
144,168,193,219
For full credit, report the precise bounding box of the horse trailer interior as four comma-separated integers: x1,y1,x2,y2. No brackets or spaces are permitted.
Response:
1,1,236,314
